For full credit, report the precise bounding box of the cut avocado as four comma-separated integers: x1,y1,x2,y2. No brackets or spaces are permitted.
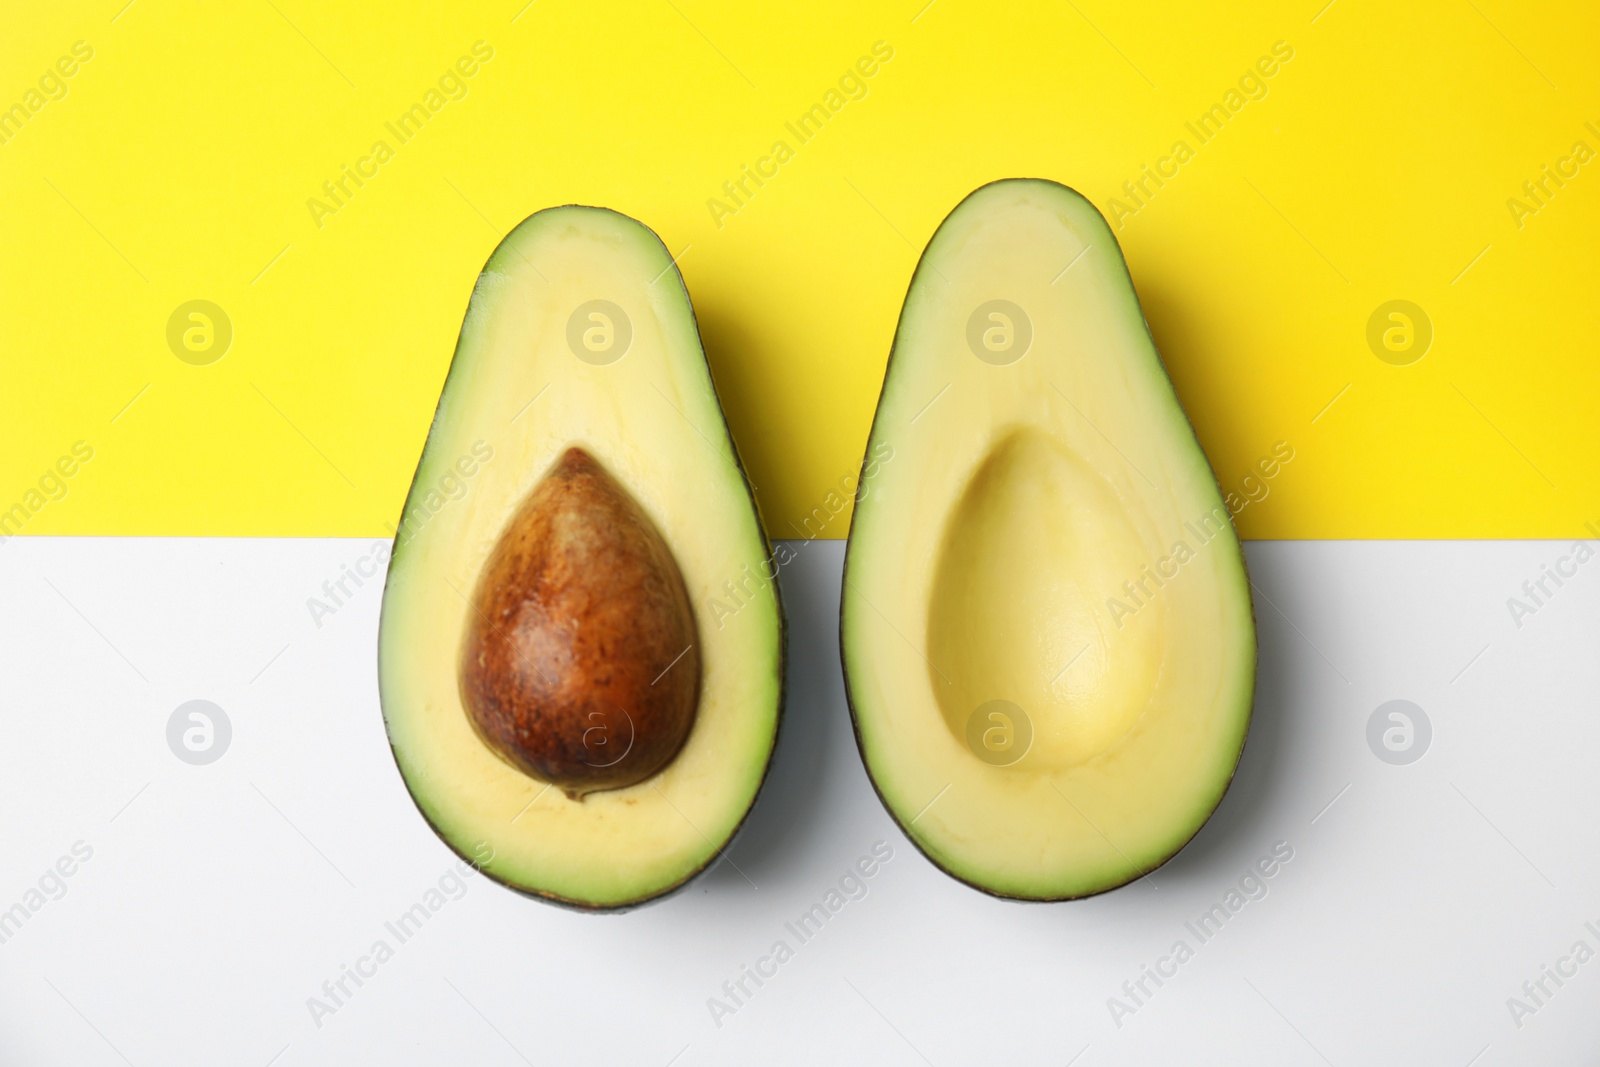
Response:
841,179,1256,900
379,206,782,910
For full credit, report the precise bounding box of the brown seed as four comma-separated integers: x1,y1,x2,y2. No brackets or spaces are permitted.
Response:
458,447,700,799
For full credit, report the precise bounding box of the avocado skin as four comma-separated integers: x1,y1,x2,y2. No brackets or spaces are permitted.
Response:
837,178,1258,901
378,204,786,912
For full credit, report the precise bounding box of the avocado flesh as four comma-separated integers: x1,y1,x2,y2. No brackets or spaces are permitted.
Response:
379,206,782,910
841,179,1255,901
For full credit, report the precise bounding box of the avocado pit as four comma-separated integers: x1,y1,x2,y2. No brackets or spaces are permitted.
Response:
459,447,700,799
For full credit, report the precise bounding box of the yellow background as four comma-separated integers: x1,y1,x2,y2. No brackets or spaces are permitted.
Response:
1,0,1596,539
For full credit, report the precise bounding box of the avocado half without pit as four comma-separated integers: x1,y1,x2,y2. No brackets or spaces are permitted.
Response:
841,179,1257,901
379,206,783,910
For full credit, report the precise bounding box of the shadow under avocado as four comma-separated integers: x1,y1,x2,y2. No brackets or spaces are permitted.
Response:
688,292,783,519
1134,273,1259,485
1146,547,1299,887
698,542,846,889
685,288,834,889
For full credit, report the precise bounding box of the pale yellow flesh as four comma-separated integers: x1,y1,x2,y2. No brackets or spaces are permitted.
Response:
843,180,1254,899
379,208,781,907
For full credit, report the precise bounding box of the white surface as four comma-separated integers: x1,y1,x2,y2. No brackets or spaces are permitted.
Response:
0,536,1597,1065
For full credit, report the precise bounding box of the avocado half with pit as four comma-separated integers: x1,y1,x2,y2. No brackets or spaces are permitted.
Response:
841,179,1256,901
379,206,782,910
